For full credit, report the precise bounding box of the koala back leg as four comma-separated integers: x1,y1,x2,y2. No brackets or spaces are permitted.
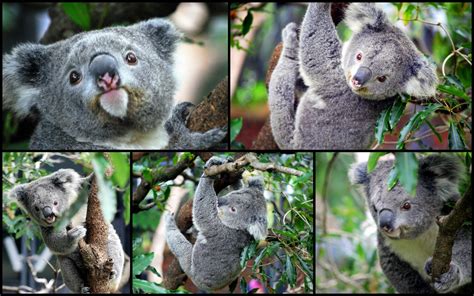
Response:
107,225,125,291
165,214,193,278
58,253,88,293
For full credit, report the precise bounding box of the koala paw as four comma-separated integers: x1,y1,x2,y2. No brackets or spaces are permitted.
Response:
68,225,87,241
81,286,91,294
424,257,461,293
282,22,299,51
204,156,229,169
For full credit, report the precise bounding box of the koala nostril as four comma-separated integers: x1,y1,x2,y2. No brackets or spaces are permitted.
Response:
90,54,120,91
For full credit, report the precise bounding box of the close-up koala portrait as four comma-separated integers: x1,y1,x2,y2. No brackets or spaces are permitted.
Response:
2,153,130,293
315,152,472,293
350,154,472,293
132,152,314,293
269,3,437,149
2,3,227,150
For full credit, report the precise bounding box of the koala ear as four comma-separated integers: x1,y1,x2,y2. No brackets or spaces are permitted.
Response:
134,18,182,60
344,3,388,33
3,43,49,118
52,169,76,186
349,162,369,185
248,176,264,192
247,216,267,241
9,185,28,208
404,56,438,98
419,155,462,184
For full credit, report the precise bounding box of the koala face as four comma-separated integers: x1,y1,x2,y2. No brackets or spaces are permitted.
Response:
3,19,180,142
342,3,438,100
350,155,462,240
9,169,82,227
217,178,267,241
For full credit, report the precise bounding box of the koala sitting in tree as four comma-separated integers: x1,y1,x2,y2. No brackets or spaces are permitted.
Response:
9,169,125,293
3,18,225,149
350,154,472,293
269,3,438,149
165,156,268,291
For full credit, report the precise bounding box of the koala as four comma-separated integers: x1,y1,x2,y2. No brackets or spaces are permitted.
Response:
3,18,225,149
165,157,268,291
268,3,438,149
350,154,472,293
9,169,125,293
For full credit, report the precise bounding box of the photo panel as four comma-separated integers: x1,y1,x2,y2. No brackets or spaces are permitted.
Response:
315,152,472,293
131,152,314,293
2,152,131,293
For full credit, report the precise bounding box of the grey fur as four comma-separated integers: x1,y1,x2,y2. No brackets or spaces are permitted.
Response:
350,155,471,293
165,157,267,291
3,18,225,150
268,3,438,149
9,169,125,293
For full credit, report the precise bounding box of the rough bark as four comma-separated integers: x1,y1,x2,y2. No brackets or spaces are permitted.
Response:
78,175,114,293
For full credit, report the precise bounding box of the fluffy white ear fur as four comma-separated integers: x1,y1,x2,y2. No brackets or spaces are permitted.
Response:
404,58,438,97
344,3,387,32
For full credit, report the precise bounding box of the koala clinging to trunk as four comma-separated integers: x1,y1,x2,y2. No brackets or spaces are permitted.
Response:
165,157,268,291
350,154,472,293
269,3,438,149
3,18,225,149
9,169,125,293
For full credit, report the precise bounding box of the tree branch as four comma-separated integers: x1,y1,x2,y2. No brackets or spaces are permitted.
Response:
204,152,304,176
431,184,472,280
132,154,197,213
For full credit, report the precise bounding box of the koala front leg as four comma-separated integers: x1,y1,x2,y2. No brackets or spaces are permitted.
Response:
41,225,86,255
165,102,227,149
300,3,342,84
165,213,193,277
268,23,299,149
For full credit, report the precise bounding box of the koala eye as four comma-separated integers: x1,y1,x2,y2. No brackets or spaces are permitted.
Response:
53,201,58,206
229,207,237,213
69,71,82,85
125,52,138,65
356,52,362,61
401,202,411,210
377,76,387,83
35,206,40,212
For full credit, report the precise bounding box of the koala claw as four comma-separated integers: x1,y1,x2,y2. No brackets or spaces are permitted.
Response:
424,257,461,293
81,286,91,294
204,156,228,169
165,212,177,229
68,225,87,240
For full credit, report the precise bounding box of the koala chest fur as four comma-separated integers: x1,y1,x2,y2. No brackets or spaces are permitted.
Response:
382,222,438,280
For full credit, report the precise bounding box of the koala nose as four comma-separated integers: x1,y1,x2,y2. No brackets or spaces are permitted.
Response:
90,54,120,91
378,209,394,233
42,206,53,218
352,66,372,87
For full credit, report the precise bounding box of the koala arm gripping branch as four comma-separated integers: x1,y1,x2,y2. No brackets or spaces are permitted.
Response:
40,225,86,255
192,176,223,232
300,3,342,86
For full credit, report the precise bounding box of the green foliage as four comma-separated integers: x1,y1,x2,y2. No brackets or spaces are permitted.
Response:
60,2,91,30
230,117,243,142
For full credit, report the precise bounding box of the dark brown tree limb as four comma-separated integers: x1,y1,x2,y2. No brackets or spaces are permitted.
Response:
431,184,472,280
132,154,197,213
78,174,114,293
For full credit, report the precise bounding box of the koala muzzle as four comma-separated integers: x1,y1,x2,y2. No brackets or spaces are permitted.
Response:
42,206,54,218
378,209,394,233
352,66,372,87
90,54,120,91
